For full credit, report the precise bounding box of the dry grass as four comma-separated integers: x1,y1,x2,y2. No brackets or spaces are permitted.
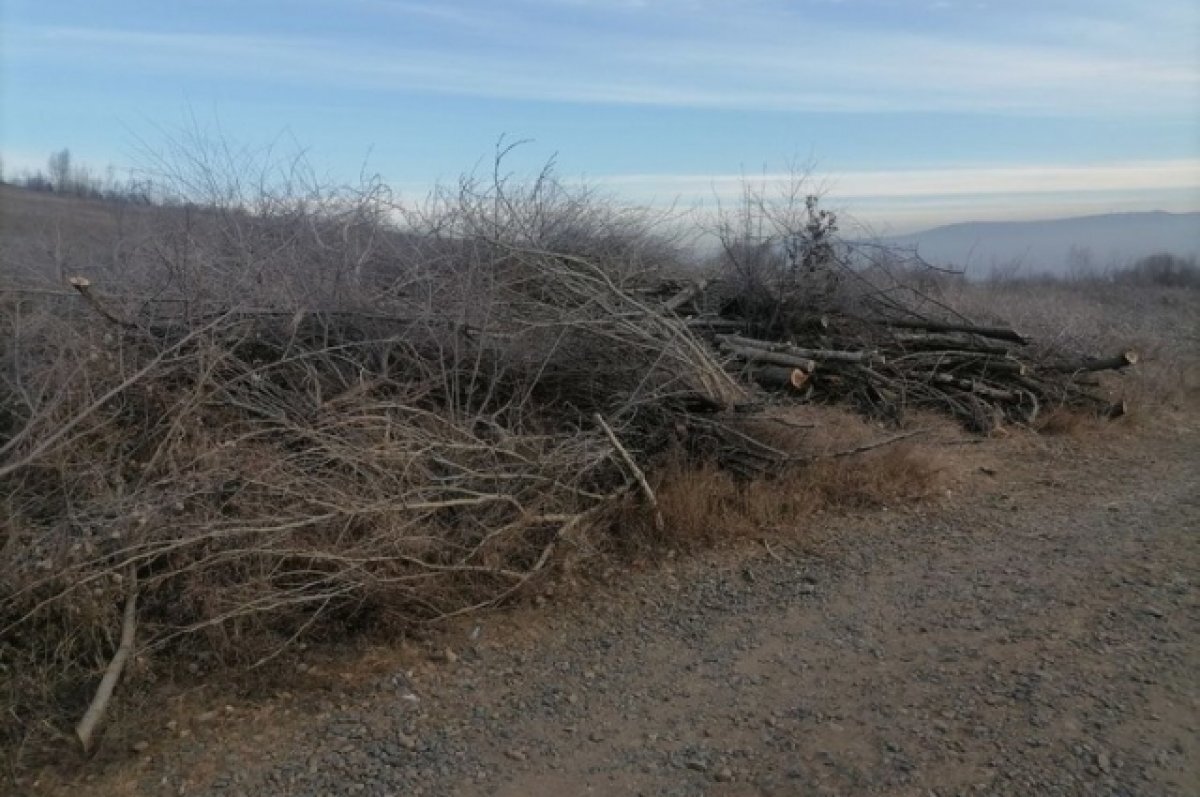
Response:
1032,407,1092,436
624,407,948,550
646,444,943,550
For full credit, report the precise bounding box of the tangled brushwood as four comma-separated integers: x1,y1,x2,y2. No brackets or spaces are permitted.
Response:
0,155,1138,755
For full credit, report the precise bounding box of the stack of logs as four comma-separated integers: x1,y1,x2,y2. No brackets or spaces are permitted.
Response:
671,283,1137,432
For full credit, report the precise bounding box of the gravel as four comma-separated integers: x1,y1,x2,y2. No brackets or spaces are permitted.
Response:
33,422,1200,797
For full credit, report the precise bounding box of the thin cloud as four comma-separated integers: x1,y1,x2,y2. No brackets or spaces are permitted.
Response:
13,14,1197,116
591,160,1200,213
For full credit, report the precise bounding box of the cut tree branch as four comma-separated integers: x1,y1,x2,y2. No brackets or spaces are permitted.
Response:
75,568,138,754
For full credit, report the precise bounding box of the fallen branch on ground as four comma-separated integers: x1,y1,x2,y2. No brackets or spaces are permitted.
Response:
75,569,138,754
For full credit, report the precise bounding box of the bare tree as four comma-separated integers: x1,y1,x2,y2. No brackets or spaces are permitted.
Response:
47,148,71,190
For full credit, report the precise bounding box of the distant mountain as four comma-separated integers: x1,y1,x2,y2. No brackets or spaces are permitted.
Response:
881,211,1200,277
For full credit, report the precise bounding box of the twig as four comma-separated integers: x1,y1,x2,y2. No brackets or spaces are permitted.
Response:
824,429,928,460
761,539,785,563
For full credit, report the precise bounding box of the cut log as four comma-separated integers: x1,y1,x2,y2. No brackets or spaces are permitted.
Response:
885,319,1028,345
716,334,884,365
719,342,817,372
1050,350,1139,373
749,365,810,393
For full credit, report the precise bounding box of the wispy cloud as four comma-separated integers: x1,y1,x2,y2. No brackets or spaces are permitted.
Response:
4,0,1196,231
598,160,1200,200
590,160,1200,232
13,2,1198,116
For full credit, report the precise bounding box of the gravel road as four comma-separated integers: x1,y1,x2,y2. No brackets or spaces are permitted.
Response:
51,421,1200,797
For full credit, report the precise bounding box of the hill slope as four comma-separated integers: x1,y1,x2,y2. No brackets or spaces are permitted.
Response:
884,211,1200,276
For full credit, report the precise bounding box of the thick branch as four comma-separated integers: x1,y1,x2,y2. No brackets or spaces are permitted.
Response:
76,569,138,754
719,342,817,372
1049,350,1139,373
885,319,1028,345
717,334,884,365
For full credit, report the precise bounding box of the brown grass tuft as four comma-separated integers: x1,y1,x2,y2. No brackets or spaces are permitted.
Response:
1033,407,1091,436
643,442,944,550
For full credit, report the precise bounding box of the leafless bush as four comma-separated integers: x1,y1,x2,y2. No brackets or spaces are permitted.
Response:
708,168,968,338
0,144,749,758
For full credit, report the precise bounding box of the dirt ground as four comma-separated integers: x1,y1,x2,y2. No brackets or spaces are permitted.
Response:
21,416,1200,797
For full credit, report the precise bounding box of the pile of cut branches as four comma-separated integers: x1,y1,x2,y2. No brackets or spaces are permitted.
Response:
690,310,1136,432
1,159,762,756
688,174,1138,432
0,153,1139,760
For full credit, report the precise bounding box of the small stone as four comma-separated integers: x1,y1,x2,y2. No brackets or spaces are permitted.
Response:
685,759,707,772
396,732,418,750
506,749,527,761
1097,751,1111,772
1143,606,1165,618
131,741,149,753
715,767,734,782
196,710,217,723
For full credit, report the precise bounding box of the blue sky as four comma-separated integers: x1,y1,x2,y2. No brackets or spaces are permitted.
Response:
2,0,1198,232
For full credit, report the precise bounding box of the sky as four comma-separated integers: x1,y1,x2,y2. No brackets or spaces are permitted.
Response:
1,0,1198,233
